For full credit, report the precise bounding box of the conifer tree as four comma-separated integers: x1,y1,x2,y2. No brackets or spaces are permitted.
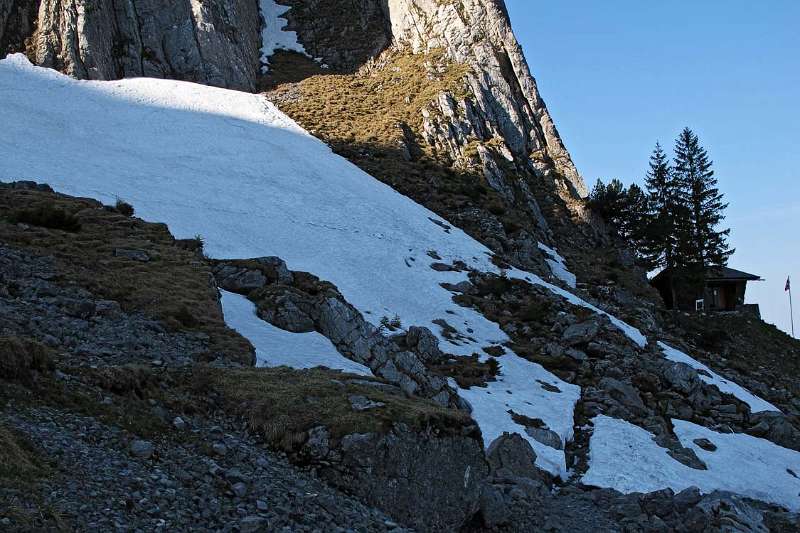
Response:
622,183,648,246
640,142,680,270
587,178,628,230
672,128,733,271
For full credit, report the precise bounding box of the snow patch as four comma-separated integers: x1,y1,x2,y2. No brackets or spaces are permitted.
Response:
259,0,308,72
538,243,577,288
457,355,580,478
658,342,779,413
220,290,371,375
583,415,800,511
506,268,647,348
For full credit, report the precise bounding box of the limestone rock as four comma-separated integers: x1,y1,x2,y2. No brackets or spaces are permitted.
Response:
10,0,262,91
486,432,541,481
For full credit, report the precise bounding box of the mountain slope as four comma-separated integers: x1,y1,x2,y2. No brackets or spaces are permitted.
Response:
2,55,800,519
0,53,585,476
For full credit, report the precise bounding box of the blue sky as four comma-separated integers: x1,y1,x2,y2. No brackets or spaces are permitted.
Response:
506,0,800,335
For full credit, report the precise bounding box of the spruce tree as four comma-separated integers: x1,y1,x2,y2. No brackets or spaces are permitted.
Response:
641,142,679,270
672,127,733,271
622,183,648,245
587,178,650,259
587,178,628,230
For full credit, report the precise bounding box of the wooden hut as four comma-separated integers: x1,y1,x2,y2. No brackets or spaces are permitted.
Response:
650,267,762,313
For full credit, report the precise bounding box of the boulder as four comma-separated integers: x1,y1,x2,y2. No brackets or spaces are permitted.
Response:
486,433,544,482
562,317,605,346
318,424,489,532
129,439,154,459
598,377,646,416
400,326,448,364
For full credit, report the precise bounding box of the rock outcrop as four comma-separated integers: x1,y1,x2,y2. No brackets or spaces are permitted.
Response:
386,0,585,197
213,258,466,409
280,0,585,201
1,0,262,91
307,423,489,531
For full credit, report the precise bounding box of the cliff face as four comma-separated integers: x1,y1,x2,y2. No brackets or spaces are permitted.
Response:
278,0,587,228
384,0,584,197
2,0,585,232
0,0,262,90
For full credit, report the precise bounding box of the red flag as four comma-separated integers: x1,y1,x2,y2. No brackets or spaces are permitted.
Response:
787,277,792,291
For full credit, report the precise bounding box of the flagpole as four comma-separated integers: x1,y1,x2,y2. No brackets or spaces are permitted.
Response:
791,281,795,339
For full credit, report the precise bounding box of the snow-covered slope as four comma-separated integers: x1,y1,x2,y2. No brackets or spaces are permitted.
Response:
0,55,792,503
537,243,577,288
583,415,800,511
0,54,596,476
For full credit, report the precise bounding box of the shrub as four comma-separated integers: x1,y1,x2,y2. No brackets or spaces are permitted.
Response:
478,274,511,297
379,314,403,332
0,337,53,385
169,305,199,329
115,198,135,217
7,204,81,232
486,356,500,376
429,354,498,389
520,300,552,323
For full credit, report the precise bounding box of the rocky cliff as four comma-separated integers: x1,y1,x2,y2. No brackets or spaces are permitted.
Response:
2,0,600,287
1,0,262,90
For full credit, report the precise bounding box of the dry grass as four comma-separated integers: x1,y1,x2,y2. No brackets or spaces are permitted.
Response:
190,366,473,452
0,187,253,365
0,425,43,482
428,355,499,389
0,424,68,531
271,49,470,150
0,337,54,385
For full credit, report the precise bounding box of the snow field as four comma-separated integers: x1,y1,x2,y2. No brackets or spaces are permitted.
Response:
583,415,800,511
2,56,786,495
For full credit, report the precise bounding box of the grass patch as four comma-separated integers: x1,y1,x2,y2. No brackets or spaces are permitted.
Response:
187,366,474,452
0,337,54,386
429,355,499,389
271,49,470,149
6,204,81,232
0,187,253,365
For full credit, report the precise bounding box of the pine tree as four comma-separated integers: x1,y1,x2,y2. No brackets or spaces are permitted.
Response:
622,183,648,245
587,178,628,230
672,127,733,271
640,142,679,270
